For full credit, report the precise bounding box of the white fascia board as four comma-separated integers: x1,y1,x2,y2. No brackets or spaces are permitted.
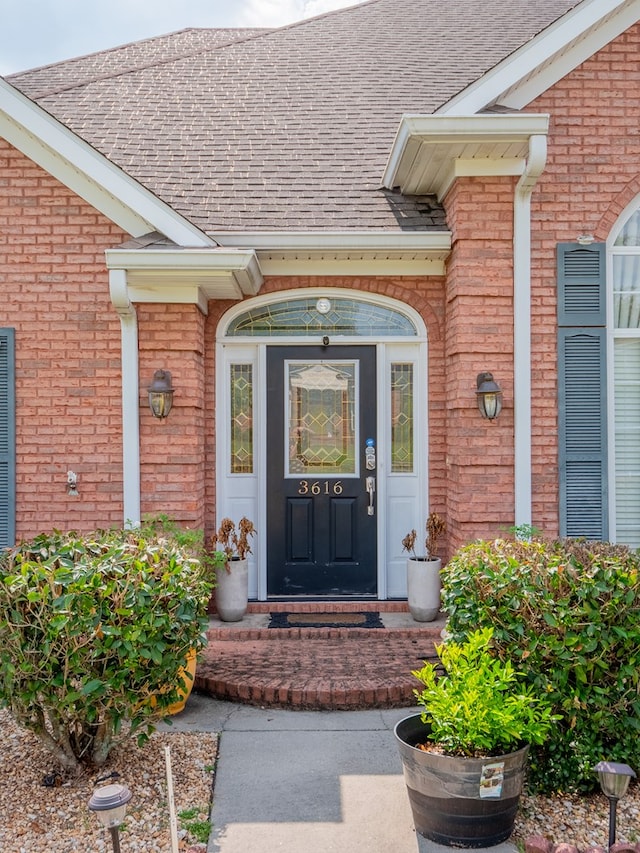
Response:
390,113,551,143
0,78,213,247
382,114,550,193
209,231,452,253
499,0,640,110
208,231,452,276
439,0,640,116
257,257,447,276
106,246,261,273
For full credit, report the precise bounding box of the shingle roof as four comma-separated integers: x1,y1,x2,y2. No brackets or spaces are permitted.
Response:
7,28,270,100
6,0,580,235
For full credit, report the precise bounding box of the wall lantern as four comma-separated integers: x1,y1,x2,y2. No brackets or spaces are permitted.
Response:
476,372,503,420
88,783,132,853
594,761,636,848
147,369,174,419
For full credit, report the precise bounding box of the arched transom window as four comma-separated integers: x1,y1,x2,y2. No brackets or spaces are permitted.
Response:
226,296,418,337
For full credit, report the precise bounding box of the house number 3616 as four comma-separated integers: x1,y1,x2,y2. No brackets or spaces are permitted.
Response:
297,480,343,495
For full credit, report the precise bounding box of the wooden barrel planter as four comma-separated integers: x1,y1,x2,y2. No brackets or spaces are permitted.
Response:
394,714,529,848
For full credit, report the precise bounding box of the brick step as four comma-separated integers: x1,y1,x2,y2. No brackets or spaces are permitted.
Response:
246,601,410,613
206,624,443,641
195,611,445,710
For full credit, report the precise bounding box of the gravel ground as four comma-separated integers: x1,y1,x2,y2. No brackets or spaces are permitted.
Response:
513,787,640,849
0,708,217,853
1,705,639,852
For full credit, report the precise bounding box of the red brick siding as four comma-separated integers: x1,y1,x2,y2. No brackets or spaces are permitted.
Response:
526,21,640,535
0,140,128,536
138,303,206,528
443,176,517,548
4,19,640,550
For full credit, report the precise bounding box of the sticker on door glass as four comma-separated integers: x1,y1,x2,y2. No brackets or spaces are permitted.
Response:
479,761,504,798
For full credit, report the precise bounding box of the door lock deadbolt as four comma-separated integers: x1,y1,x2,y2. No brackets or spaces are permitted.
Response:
365,438,376,470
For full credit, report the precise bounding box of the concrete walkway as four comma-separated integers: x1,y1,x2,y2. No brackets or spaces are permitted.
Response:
169,694,517,853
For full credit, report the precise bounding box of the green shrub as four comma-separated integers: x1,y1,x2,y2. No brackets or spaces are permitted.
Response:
442,538,640,793
0,528,213,773
413,627,558,757
138,513,225,582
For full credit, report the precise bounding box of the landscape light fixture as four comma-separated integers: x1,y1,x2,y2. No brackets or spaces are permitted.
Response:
594,760,636,848
476,372,503,420
148,369,174,419
88,783,132,853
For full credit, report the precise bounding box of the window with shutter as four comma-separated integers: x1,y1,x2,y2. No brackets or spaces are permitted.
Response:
557,243,607,540
0,329,16,549
611,204,640,547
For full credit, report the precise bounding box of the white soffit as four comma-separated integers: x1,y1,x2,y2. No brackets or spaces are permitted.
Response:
0,78,213,247
441,0,640,115
208,231,452,276
382,114,550,198
105,247,264,312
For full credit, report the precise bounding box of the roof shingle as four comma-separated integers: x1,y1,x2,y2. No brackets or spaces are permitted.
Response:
6,0,581,235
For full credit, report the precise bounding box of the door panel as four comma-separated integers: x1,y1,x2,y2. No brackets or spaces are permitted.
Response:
267,345,377,596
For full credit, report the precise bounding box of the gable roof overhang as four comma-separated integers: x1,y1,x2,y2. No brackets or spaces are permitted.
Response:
382,114,550,199
0,76,214,247
442,0,640,115
1,76,268,299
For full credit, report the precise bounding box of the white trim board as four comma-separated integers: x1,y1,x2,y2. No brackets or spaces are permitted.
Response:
440,0,640,115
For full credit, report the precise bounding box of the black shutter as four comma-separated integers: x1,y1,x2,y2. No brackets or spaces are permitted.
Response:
0,329,16,549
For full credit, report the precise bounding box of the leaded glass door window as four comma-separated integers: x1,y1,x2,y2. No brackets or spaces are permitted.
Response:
287,361,356,476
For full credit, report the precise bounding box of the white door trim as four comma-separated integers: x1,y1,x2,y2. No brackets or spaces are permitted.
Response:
215,287,429,600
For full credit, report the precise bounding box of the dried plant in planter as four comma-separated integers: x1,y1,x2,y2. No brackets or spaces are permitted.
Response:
402,512,446,560
211,517,256,572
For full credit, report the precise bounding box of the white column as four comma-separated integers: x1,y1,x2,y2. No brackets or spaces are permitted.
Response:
109,268,141,527
513,134,547,529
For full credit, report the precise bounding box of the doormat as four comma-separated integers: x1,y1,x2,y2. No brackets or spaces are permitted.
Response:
268,611,384,629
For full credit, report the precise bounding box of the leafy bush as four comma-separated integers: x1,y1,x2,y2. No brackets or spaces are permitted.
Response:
413,627,558,757
442,538,640,792
139,513,223,583
0,528,212,773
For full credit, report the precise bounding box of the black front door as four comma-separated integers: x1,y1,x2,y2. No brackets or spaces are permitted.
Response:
266,345,377,597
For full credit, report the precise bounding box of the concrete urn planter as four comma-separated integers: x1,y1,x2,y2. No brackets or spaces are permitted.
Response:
215,557,249,622
406,557,441,622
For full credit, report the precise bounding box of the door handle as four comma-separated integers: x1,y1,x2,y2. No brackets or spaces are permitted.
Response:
366,476,375,516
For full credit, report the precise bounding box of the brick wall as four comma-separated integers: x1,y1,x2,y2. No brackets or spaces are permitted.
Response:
442,176,517,548
0,140,128,536
138,303,206,529
4,19,640,549
527,21,640,535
